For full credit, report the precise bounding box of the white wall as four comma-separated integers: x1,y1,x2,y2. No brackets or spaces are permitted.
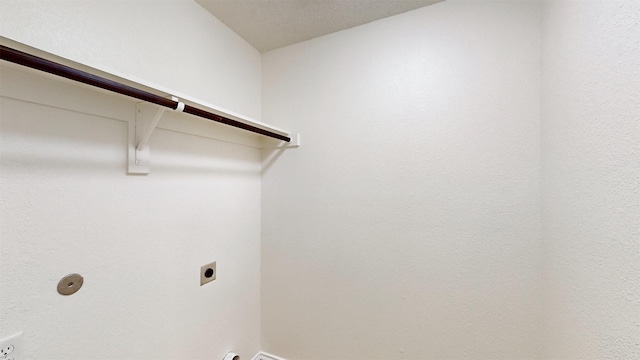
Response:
541,1,640,358
0,0,261,120
0,1,263,359
3,1,638,359
261,1,542,358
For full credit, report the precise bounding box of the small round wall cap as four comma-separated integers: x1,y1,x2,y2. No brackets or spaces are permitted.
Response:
57,273,84,295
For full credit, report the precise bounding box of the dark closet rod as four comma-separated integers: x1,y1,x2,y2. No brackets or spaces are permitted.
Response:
0,45,291,142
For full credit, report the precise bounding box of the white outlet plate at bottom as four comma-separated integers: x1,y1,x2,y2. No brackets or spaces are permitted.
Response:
0,332,23,360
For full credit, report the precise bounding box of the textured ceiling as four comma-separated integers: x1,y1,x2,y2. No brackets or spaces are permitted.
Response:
196,0,444,52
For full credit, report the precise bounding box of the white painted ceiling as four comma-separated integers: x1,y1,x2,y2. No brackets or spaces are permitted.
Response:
196,0,444,52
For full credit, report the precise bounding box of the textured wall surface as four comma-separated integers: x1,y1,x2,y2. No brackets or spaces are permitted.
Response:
0,1,263,359
541,1,640,358
261,1,542,358
2,0,638,359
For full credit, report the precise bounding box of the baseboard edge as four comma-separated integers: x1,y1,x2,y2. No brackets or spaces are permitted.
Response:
252,351,287,360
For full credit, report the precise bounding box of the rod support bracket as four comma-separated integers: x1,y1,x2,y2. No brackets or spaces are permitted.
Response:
288,133,301,147
128,102,171,174
173,96,185,112
261,133,301,149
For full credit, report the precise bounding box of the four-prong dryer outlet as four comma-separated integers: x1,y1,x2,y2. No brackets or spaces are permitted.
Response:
0,333,23,360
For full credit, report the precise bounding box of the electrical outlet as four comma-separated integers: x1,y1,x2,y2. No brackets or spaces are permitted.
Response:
200,261,216,286
0,332,23,360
